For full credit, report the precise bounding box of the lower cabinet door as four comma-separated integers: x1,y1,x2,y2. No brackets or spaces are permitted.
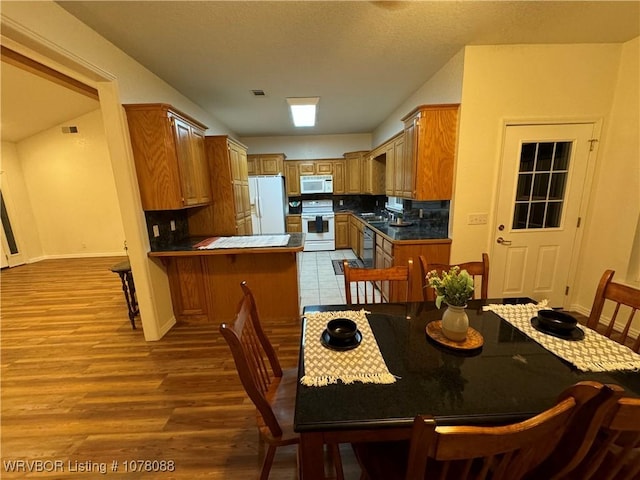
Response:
166,257,210,322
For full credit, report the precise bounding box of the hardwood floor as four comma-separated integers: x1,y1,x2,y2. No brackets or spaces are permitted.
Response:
1,257,359,479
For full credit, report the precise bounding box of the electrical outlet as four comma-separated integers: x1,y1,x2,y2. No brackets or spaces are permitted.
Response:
468,213,488,225
170,220,176,231
339,200,344,206
152,225,160,237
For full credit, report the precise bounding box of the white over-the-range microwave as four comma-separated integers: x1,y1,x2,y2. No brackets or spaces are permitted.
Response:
300,175,333,194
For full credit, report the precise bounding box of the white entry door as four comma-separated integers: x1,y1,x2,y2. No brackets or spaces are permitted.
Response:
492,123,595,307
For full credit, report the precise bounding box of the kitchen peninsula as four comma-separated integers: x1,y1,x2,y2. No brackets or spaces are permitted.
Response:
149,233,304,324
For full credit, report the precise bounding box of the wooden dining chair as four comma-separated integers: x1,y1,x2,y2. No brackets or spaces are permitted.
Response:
343,258,413,304
353,381,618,480
220,282,344,480
564,396,640,480
419,253,489,302
587,270,640,352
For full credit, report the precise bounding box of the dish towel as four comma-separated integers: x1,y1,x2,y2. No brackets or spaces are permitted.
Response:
484,302,640,372
300,309,396,387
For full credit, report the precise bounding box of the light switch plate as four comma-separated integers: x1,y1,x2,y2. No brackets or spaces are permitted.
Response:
152,225,160,237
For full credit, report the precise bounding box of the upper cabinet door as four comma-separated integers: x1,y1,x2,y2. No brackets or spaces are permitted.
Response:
124,103,211,210
401,104,459,201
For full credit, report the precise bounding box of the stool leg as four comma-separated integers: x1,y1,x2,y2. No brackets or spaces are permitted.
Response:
125,271,139,329
118,272,136,329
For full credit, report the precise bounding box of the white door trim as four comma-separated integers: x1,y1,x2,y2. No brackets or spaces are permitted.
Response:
489,118,602,308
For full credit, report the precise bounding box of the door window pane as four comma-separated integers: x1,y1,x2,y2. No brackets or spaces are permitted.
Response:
549,173,567,200
536,143,555,171
513,203,529,229
519,143,536,172
516,174,533,201
512,141,572,229
545,202,563,228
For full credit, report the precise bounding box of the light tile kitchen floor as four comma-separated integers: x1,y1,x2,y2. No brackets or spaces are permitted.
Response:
298,249,358,313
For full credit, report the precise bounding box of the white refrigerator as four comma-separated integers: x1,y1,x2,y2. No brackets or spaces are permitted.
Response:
249,176,286,234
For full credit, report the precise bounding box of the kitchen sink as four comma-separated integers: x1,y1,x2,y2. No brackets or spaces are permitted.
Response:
360,213,387,223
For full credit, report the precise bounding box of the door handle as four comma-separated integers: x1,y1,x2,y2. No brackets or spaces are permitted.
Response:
496,237,512,246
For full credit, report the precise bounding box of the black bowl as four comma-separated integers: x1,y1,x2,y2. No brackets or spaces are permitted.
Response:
537,310,578,333
326,318,358,343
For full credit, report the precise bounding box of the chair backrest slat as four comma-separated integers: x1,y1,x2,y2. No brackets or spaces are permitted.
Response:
344,259,413,304
219,282,284,437
419,254,490,302
587,269,640,352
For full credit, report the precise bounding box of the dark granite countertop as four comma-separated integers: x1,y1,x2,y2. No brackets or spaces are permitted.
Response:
335,210,450,242
366,220,449,242
148,233,305,256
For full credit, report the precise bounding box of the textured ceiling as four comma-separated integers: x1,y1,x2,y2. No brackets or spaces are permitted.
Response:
54,1,640,137
3,1,639,142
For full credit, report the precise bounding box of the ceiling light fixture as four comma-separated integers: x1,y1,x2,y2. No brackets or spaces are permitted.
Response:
286,97,319,127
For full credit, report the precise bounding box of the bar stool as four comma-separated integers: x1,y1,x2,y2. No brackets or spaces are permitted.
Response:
110,259,139,329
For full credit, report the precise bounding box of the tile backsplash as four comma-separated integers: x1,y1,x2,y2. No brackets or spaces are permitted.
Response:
144,210,189,250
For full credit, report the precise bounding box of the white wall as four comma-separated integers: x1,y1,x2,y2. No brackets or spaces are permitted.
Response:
16,109,126,259
1,1,238,340
454,43,635,313
573,37,640,310
240,133,372,159
1,141,44,261
372,48,465,146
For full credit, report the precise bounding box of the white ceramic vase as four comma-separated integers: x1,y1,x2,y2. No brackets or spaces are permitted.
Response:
441,304,469,342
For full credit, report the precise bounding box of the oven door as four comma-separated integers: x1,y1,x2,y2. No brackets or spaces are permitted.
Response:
302,214,335,251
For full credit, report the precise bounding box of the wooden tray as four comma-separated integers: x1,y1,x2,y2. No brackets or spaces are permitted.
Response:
426,321,484,350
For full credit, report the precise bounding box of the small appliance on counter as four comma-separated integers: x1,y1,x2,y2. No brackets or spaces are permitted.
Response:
288,200,302,214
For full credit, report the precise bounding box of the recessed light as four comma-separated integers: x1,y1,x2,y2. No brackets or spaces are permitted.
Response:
286,97,319,127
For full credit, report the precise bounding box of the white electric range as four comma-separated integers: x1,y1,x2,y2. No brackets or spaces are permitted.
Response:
301,200,335,251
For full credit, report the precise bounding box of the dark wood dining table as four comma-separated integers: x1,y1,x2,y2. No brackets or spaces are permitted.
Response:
294,299,640,480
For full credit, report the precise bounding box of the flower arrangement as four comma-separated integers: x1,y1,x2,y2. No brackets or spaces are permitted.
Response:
426,266,474,309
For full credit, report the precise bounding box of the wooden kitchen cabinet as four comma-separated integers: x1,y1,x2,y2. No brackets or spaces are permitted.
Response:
285,162,301,196
188,135,251,236
345,151,365,194
166,257,210,322
247,153,285,175
401,104,459,200
286,215,302,233
349,215,365,259
335,213,350,248
382,132,405,197
124,103,211,210
315,161,334,174
332,160,346,194
298,162,316,175
363,152,386,195
374,235,394,300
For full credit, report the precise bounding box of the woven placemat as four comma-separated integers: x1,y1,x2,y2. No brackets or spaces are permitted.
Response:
484,302,640,372
300,309,396,387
